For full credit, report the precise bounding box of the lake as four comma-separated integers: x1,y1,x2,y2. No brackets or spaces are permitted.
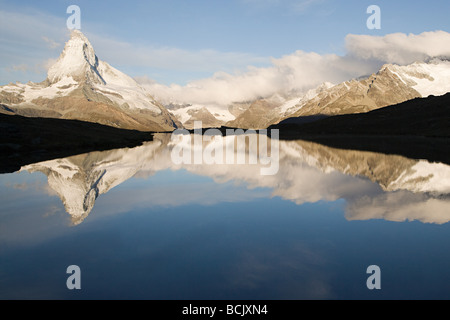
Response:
1,133,450,300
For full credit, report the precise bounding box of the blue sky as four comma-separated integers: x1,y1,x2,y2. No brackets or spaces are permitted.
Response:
1,0,450,87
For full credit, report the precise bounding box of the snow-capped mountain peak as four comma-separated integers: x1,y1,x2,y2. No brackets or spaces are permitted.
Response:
47,30,104,85
382,59,450,98
46,30,151,95
0,30,179,131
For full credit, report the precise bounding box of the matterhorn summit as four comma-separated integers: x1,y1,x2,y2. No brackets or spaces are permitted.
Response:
47,30,102,85
0,30,179,131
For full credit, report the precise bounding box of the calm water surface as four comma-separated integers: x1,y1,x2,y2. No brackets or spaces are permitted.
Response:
1,134,450,299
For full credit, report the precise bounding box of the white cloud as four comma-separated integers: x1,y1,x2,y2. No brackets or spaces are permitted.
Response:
293,0,327,13
42,36,61,49
4,61,51,75
242,0,328,14
7,64,29,73
139,30,450,108
138,50,372,106
345,31,450,65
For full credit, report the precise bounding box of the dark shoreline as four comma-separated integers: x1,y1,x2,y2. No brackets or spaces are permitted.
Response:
281,134,450,165
182,127,450,166
0,113,155,174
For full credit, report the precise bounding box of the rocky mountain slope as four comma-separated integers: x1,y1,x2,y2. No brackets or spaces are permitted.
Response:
170,58,450,130
226,83,334,129
0,30,179,132
273,92,450,138
288,59,450,119
167,105,227,129
167,103,235,129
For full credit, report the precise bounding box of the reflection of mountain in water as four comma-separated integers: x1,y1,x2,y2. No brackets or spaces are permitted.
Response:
21,136,168,225
285,140,450,194
21,134,450,225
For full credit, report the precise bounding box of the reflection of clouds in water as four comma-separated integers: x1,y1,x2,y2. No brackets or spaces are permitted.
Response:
92,177,271,220
0,192,68,246
4,179,56,196
16,133,450,225
227,244,333,299
347,191,450,224
12,183,29,190
181,159,380,205
42,205,63,218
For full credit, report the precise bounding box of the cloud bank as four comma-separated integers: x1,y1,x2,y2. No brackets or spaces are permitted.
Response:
139,31,450,107
346,31,450,65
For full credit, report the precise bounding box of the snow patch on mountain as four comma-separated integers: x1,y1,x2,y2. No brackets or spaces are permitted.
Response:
169,104,235,124
389,160,450,194
279,82,335,116
387,60,450,98
168,105,202,124
203,105,235,122
1,76,78,104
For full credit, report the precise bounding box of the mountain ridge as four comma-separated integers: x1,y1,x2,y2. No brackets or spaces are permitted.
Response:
225,59,450,129
166,58,450,130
